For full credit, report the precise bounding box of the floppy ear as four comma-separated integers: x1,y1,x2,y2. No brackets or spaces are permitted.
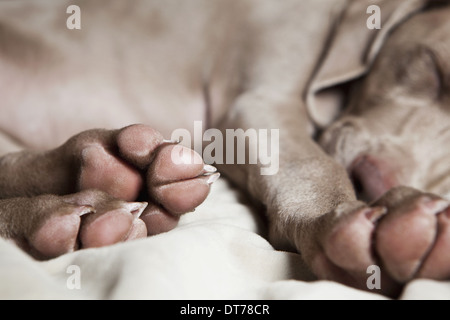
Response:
306,0,431,129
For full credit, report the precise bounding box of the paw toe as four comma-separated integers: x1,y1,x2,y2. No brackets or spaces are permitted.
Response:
140,205,180,236
78,199,148,248
151,177,213,215
149,144,206,183
416,206,450,279
30,205,93,259
79,144,143,201
375,196,446,282
117,124,164,169
147,144,217,215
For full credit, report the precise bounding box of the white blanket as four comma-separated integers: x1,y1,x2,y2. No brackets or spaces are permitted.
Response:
0,179,449,300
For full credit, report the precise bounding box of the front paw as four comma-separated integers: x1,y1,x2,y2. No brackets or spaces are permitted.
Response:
68,124,219,235
301,186,450,297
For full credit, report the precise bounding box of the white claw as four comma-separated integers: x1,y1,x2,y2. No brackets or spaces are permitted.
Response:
203,164,217,173
125,202,148,219
207,172,220,185
78,205,95,217
162,139,180,144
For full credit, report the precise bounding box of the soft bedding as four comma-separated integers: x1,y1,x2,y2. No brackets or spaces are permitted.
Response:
0,179,448,300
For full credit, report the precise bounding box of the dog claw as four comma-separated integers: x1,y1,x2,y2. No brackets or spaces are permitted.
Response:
207,172,220,185
203,164,217,174
77,205,96,217
364,206,387,222
124,201,148,219
162,138,180,144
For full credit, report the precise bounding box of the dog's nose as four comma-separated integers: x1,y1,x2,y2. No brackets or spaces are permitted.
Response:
350,154,400,203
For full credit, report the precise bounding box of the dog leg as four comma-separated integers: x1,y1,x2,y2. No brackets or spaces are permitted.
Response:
216,91,358,249
0,190,148,260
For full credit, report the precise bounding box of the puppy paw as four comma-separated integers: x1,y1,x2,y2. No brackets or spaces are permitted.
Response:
304,186,450,297
1,124,218,259
2,190,147,260
66,124,218,236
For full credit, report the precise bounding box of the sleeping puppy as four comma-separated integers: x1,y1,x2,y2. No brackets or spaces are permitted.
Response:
0,0,449,297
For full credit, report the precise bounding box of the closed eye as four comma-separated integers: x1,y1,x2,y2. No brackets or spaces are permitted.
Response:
425,47,445,100
396,46,443,101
